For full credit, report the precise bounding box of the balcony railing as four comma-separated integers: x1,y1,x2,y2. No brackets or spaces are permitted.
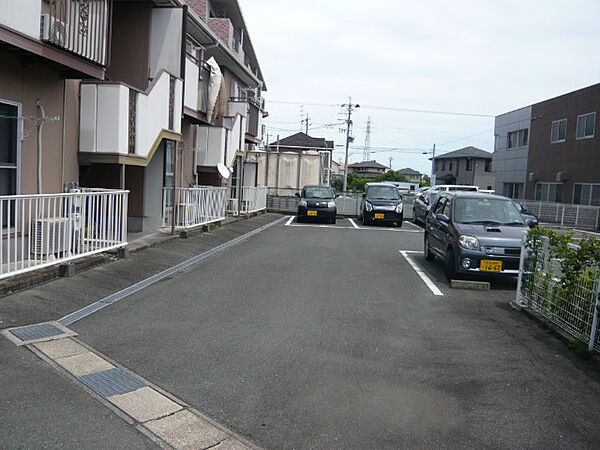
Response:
227,187,267,215
162,187,227,229
43,0,111,66
0,189,128,280
184,57,211,115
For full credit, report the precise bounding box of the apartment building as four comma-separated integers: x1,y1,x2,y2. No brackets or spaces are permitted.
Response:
433,147,495,190
0,0,110,199
526,83,600,204
493,83,600,204
492,106,531,199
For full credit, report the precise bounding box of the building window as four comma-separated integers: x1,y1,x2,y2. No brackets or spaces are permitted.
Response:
551,119,567,143
466,159,472,171
576,112,596,140
484,160,492,172
0,100,20,228
441,161,446,171
573,184,600,206
449,162,453,171
503,183,524,199
535,183,563,203
507,128,528,148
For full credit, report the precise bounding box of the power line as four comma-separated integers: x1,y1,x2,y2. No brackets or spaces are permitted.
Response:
267,99,495,118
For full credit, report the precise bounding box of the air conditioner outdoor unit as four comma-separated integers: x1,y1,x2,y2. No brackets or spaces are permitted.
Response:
40,14,67,46
32,217,71,257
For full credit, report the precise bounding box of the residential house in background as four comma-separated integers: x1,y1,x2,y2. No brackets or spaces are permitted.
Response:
397,167,423,183
492,106,531,199
433,147,495,190
493,82,600,204
348,160,388,179
263,132,334,188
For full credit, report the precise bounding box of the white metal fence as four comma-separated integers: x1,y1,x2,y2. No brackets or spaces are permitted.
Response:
162,186,227,229
1,189,128,280
515,236,600,352
228,186,268,215
520,200,600,230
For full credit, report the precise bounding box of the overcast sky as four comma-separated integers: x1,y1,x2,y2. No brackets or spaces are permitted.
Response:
240,0,600,175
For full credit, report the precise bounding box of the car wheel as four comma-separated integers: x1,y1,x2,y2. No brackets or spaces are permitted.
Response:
424,234,434,261
362,213,368,225
396,219,403,227
445,247,457,281
296,215,303,223
331,216,337,224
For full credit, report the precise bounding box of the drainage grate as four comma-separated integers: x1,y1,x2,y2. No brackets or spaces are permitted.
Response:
10,324,64,342
78,368,147,398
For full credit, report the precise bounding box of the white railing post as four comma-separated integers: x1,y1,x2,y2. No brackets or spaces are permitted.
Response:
588,276,600,352
513,234,527,310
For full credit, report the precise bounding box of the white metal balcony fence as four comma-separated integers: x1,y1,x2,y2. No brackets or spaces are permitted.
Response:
520,200,600,230
0,190,128,280
228,187,268,215
516,236,600,352
162,186,227,229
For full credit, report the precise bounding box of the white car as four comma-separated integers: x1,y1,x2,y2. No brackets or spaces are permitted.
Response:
428,185,478,205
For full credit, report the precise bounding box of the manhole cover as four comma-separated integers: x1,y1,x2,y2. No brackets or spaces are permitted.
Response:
2,321,77,346
78,367,147,398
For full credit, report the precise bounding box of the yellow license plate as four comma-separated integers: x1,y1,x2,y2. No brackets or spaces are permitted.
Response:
374,213,384,219
480,260,502,272
307,210,317,216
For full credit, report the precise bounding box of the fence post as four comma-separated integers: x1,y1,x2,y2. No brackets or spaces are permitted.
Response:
512,234,527,310
596,208,599,231
561,205,565,226
588,277,600,352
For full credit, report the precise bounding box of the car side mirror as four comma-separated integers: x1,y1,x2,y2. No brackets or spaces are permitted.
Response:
526,217,538,228
362,193,366,199
436,213,450,223
295,192,301,198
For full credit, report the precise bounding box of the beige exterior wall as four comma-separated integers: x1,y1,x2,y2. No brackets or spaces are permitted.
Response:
0,49,80,195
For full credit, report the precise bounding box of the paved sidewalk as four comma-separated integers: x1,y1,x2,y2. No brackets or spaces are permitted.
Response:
0,214,282,449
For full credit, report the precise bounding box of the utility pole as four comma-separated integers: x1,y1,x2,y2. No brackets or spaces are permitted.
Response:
430,144,436,186
363,116,372,161
389,156,393,171
301,114,311,134
341,98,360,193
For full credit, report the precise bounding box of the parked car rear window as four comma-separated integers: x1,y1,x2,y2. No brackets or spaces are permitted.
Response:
454,198,524,225
367,186,400,200
448,186,478,191
303,187,334,199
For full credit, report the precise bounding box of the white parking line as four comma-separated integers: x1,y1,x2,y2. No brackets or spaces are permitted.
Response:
399,250,444,296
404,220,422,230
285,216,294,226
348,218,360,229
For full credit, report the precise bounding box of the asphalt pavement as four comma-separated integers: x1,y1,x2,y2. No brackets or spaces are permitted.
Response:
4,214,600,449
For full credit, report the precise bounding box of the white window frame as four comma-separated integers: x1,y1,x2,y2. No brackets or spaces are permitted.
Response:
0,98,22,196
535,182,563,203
576,112,596,140
573,183,600,206
550,118,567,143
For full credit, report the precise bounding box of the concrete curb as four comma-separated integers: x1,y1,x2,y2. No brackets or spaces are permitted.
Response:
0,212,274,300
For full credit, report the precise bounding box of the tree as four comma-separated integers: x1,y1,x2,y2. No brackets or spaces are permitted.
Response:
421,175,431,187
374,170,408,183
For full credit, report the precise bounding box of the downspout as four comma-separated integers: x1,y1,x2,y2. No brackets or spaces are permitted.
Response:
36,99,46,194
61,80,67,190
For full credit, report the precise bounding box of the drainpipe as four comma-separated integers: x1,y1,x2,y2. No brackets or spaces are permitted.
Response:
36,99,46,194
61,81,67,190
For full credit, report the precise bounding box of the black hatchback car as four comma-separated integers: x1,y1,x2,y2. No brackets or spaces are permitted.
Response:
424,192,534,280
296,185,337,224
360,183,404,227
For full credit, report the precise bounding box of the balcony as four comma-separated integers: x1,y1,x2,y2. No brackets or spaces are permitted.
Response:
184,57,211,116
42,0,110,66
195,113,246,169
79,70,183,161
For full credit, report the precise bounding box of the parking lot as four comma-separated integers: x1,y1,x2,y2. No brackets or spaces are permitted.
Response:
3,213,600,449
